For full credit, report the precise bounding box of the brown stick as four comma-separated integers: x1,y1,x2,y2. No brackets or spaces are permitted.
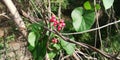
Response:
2,0,27,37
21,10,120,60
53,29,120,60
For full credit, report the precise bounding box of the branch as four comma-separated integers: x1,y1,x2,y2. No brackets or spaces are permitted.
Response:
53,29,119,60
0,13,10,19
43,26,119,59
61,55,70,60
2,0,27,37
21,10,120,60
75,51,97,60
62,20,120,35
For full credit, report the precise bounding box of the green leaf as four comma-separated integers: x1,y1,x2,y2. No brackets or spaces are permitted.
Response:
96,4,101,10
84,1,92,10
48,52,56,59
71,7,83,32
28,32,36,47
30,23,42,33
60,38,75,55
32,36,48,60
53,44,61,50
28,45,34,51
102,0,114,10
38,36,48,59
71,7,95,32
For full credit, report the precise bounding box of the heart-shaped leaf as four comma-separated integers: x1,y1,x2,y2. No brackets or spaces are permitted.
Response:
28,32,36,47
71,7,95,32
102,0,114,10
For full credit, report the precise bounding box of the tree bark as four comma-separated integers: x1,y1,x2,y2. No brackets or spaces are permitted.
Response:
2,0,27,37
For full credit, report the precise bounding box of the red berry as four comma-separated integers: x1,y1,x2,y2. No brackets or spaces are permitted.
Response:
54,40,57,43
51,15,56,19
53,22,57,27
58,23,62,27
61,23,65,27
59,23,65,27
53,20,59,27
50,15,56,22
52,39,55,42
50,19,54,22
56,20,59,24
52,38,58,44
50,18,56,22
57,27,61,31
60,19,64,23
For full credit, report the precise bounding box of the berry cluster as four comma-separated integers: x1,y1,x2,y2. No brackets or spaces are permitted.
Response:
50,15,65,44
50,15,65,31
52,38,58,44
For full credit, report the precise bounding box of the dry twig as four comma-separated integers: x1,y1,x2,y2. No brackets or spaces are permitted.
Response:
0,13,10,19
62,20,120,35
21,9,120,60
